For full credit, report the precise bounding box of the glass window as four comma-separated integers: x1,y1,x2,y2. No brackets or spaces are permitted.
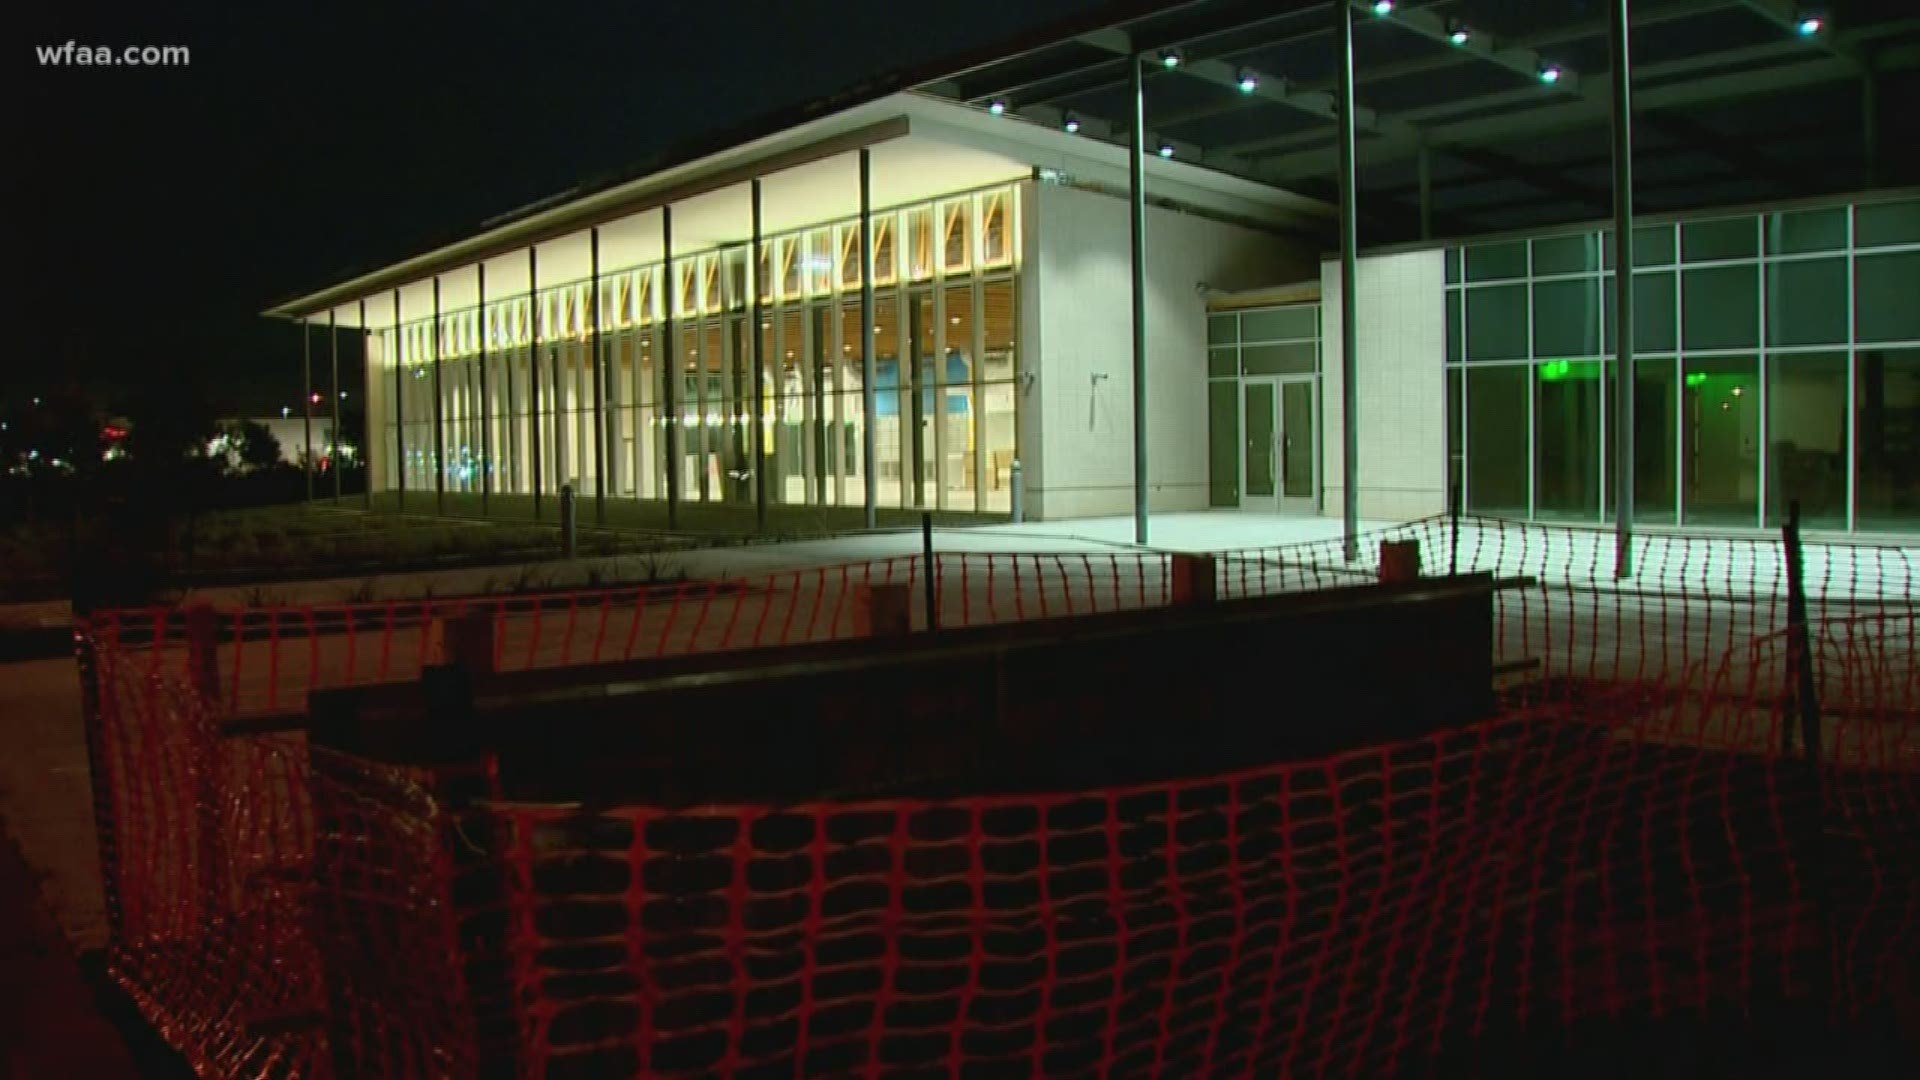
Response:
1855,251,1920,344
1446,291,1462,362
1855,349,1920,532
1682,355,1759,526
1603,357,1679,524
1532,234,1602,276
981,193,1011,266
1466,284,1529,361
1681,217,1757,262
1534,360,1602,519
906,207,935,281
1603,270,1678,354
941,200,971,272
1766,352,1848,529
1532,279,1603,358
1466,365,1528,514
1241,305,1317,342
1466,241,1527,282
980,278,1018,513
1444,248,1461,285
1242,342,1317,375
1765,208,1846,255
1855,199,1920,248
1209,381,1238,506
1766,258,1848,347
1209,347,1238,378
1605,224,1676,269
1682,265,1759,350
1208,313,1238,346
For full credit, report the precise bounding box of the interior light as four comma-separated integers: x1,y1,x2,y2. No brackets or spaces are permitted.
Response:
1063,114,1081,134
1237,70,1259,93
1158,143,1175,159
988,100,1007,116
1538,63,1563,84
1448,23,1471,46
1372,0,1395,16
1796,14,1824,36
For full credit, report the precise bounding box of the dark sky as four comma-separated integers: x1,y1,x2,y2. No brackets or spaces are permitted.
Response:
18,0,1109,415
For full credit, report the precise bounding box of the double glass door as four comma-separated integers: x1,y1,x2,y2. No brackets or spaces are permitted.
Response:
1241,375,1317,513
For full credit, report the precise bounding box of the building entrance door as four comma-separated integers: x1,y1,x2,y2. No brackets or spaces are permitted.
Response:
1240,375,1318,513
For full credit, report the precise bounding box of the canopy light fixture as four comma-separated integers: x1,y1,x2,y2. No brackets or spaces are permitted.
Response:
1538,63,1563,84
988,99,1007,116
1237,69,1259,93
1158,143,1175,159
1159,49,1182,69
1796,13,1825,36
1372,1,1395,16
1448,21,1471,46
1063,114,1081,133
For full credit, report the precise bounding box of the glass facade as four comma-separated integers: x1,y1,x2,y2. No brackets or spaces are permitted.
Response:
1445,195,1920,532
370,182,1021,513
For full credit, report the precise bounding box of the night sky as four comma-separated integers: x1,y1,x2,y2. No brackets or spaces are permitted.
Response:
19,0,1108,417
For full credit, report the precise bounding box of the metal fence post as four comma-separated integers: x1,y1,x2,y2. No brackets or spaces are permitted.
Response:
72,617,126,946
1449,481,1462,577
1010,459,1024,524
921,512,938,631
560,484,577,560
1780,499,1821,765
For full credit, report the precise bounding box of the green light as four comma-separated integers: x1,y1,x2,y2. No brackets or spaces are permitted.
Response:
1539,360,1572,382
1686,372,1708,388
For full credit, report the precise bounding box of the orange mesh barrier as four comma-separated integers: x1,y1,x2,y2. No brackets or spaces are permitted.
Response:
73,519,1919,1077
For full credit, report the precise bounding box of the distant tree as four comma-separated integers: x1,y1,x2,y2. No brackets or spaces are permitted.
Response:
225,419,283,475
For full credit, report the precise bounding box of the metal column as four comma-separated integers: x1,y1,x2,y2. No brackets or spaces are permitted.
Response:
330,308,341,503
1335,1,1361,563
302,318,314,504
860,147,878,529
1610,0,1635,579
529,248,544,519
432,277,445,515
360,297,371,510
1129,53,1150,546
590,228,606,525
662,206,681,529
751,178,768,530
393,289,405,512
477,263,490,516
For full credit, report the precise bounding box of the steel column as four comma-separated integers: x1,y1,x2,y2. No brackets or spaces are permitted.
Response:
360,297,371,509
662,208,681,529
432,277,445,514
529,247,544,519
302,318,314,503
330,308,341,503
478,263,490,515
751,178,768,529
590,228,606,525
393,289,404,511
1129,52,1150,546
1335,1,1361,562
1610,0,1636,579
860,147,878,528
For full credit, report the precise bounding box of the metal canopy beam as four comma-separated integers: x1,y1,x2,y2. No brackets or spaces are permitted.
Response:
1264,51,1885,180
1443,145,1614,214
1346,0,1582,95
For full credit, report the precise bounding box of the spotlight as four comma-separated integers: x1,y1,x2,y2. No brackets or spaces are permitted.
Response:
1372,0,1395,16
988,99,1007,116
1448,22,1471,46
1237,69,1259,93
1158,143,1175,159
1063,114,1081,134
1538,63,1563,84
1160,49,1182,69
1796,14,1824,36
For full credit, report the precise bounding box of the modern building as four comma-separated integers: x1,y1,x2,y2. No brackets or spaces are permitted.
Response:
267,0,1920,542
